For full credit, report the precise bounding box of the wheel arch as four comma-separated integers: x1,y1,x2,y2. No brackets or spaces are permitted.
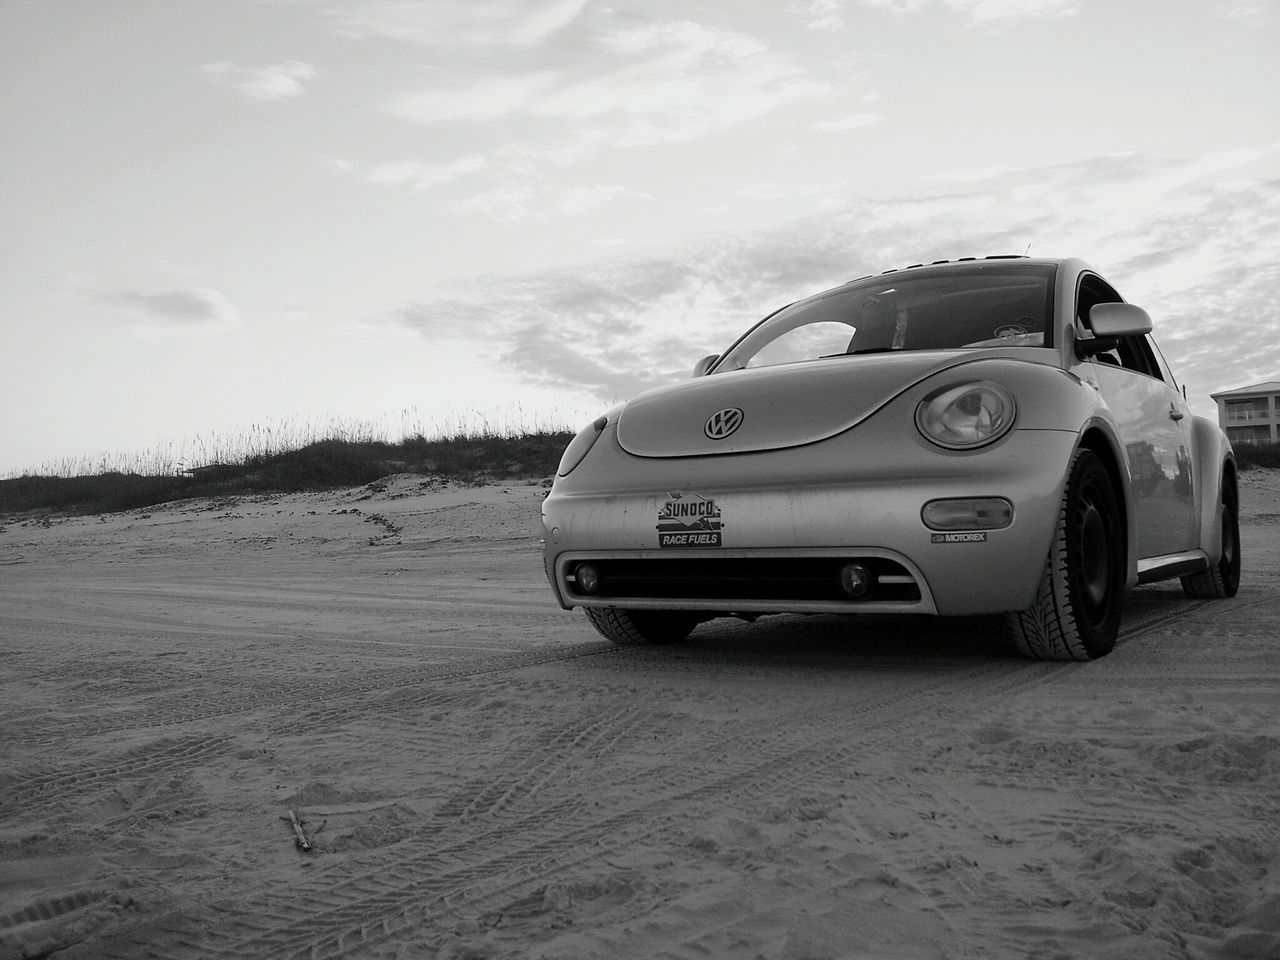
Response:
1188,414,1236,559
1076,423,1137,590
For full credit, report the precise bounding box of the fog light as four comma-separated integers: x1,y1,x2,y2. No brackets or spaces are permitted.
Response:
922,497,1013,531
839,562,872,599
574,562,602,595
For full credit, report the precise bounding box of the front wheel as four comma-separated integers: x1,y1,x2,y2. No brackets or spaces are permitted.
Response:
1181,471,1241,599
1006,449,1126,661
583,607,700,646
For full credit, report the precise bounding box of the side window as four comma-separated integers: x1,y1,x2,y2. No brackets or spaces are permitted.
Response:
1076,274,1163,381
1076,275,1122,326
1114,335,1164,382
1075,275,1124,367
1147,336,1181,391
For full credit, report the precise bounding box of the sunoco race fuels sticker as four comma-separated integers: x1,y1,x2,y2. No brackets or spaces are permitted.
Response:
657,492,722,548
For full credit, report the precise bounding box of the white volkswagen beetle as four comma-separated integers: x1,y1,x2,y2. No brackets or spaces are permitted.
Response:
542,257,1240,661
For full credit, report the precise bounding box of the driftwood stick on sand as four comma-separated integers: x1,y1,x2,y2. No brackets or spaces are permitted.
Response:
284,809,313,852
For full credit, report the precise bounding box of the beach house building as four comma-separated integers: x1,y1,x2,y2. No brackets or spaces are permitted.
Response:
1212,380,1280,445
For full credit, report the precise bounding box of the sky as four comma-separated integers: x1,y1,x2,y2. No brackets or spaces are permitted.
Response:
1,0,1278,474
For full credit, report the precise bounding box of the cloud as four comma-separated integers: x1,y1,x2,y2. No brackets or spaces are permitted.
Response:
946,0,1077,21
857,0,1078,23
1215,0,1271,23
340,148,640,219
813,112,883,132
201,61,318,101
500,325,656,398
367,16,840,219
323,0,589,47
453,183,642,224
543,20,833,144
381,225,874,401
384,261,700,400
794,0,847,31
365,154,490,190
98,288,241,337
382,19,833,148
383,73,561,124
856,0,927,12
737,181,841,201
379,150,1280,417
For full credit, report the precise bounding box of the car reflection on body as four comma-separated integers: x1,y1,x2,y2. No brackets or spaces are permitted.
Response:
541,257,1241,661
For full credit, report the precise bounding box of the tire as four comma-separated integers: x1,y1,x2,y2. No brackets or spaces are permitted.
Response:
1006,449,1126,661
583,607,700,646
1181,471,1241,599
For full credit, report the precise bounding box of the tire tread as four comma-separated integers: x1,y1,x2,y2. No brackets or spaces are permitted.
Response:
1006,449,1121,662
583,607,697,646
1007,496,1093,662
1180,470,1240,600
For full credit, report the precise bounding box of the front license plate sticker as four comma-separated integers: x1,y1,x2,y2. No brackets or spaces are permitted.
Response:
657,492,722,548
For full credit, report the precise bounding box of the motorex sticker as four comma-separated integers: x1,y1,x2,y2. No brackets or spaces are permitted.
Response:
931,532,987,544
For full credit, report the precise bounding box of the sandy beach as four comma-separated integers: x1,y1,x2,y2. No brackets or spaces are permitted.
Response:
2,470,1278,960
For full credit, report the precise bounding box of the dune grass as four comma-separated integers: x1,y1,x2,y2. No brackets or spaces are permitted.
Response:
1,419,576,517
1235,442,1280,470
7,414,1275,520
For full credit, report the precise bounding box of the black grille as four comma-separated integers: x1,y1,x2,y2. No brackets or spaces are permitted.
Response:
569,557,919,603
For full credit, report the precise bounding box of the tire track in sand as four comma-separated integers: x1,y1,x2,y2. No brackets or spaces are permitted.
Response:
5,639,619,746
12,602,1218,958
0,736,230,819
95,650,1063,959
177,605,1222,959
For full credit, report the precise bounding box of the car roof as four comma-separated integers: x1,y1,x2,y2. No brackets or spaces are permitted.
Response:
845,255,1068,285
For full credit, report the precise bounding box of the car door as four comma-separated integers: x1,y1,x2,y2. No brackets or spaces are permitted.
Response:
1075,277,1196,559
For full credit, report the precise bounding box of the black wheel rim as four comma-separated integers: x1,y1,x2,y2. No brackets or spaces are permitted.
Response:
1221,512,1235,568
1073,476,1116,630
1220,488,1239,583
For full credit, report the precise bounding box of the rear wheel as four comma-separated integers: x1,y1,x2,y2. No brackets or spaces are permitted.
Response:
1007,449,1125,661
1181,471,1240,599
583,607,700,646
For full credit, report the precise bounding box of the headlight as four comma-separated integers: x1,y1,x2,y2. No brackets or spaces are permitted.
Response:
915,381,1016,449
556,415,608,476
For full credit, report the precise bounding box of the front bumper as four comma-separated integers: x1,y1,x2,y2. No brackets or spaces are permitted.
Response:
542,426,1077,618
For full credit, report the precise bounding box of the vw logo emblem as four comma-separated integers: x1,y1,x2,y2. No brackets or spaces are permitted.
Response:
704,407,744,440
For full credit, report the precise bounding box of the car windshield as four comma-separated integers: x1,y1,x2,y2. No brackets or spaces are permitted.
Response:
714,262,1057,372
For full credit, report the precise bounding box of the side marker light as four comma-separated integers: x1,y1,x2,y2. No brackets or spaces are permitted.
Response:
922,498,1014,531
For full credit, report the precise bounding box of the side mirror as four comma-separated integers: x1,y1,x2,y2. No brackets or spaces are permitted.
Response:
1088,302,1151,338
1076,302,1153,360
692,354,719,377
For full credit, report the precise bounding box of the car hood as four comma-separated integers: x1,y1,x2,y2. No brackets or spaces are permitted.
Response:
616,352,981,457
